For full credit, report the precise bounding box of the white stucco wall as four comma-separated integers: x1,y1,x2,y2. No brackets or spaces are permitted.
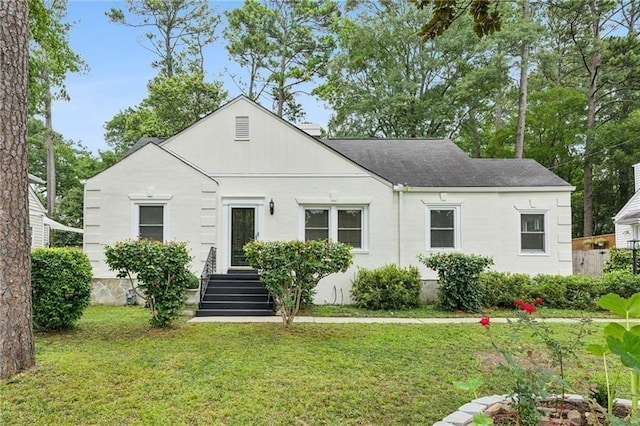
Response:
84,144,219,278
398,189,573,280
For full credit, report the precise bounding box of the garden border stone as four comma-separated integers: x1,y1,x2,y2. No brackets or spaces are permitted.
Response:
434,394,633,426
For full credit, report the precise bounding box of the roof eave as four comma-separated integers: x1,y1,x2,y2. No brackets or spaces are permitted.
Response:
393,185,576,193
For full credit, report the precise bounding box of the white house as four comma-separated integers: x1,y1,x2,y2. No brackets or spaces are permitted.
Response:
615,163,640,248
29,174,50,248
84,96,574,304
29,174,84,248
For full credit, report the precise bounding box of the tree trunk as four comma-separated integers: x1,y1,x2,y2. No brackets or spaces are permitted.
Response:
515,0,530,159
45,69,56,216
583,4,601,237
0,0,36,378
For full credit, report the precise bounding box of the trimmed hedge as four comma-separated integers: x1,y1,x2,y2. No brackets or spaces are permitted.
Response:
351,264,422,310
31,248,93,331
480,271,638,310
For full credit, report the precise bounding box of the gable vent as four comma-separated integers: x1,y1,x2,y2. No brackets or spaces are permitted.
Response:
235,115,250,140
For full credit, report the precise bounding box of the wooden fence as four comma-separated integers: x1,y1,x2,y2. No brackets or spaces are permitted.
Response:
572,249,609,276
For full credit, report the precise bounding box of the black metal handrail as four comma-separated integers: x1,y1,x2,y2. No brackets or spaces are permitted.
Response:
200,246,217,301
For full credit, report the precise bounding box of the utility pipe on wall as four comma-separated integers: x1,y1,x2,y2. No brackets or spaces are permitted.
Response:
393,184,405,266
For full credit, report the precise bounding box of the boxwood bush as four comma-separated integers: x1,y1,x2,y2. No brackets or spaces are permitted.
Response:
480,271,533,308
351,264,422,310
601,271,640,298
480,272,614,311
31,248,93,331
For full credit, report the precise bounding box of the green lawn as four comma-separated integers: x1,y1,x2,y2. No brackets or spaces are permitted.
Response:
304,303,613,319
0,306,615,425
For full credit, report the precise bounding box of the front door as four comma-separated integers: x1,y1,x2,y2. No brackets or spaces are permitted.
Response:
230,207,256,267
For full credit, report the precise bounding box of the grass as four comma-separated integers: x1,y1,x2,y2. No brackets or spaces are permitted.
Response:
0,306,619,425
303,303,614,319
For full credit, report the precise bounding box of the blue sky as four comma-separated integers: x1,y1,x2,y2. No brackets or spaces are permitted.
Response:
52,1,332,153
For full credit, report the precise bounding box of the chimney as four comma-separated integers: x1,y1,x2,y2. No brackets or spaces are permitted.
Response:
635,163,640,193
298,122,322,137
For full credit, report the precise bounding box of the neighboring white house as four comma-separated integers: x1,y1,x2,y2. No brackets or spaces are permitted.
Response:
84,96,574,303
615,163,640,248
29,174,50,248
29,174,83,248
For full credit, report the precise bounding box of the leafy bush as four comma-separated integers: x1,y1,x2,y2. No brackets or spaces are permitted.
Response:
244,240,353,327
31,248,93,331
559,275,604,310
104,240,193,328
351,264,422,310
481,272,605,310
480,271,533,308
186,272,200,289
601,271,640,299
418,252,493,313
528,274,571,308
604,247,634,273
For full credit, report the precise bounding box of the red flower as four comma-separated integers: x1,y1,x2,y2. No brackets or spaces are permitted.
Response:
520,303,536,315
515,300,524,306
535,298,544,305
479,317,491,327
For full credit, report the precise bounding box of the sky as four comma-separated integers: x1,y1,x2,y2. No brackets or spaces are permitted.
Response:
52,1,332,153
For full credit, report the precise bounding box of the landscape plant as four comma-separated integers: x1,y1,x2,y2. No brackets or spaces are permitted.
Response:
243,239,353,327
588,293,640,417
481,299,592,426
31,248,93,331
104,239,193,327
418,252,493,313
604,247,634,273
350,264,422,310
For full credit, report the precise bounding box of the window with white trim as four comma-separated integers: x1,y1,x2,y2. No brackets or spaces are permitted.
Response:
139,205,164,242
520,213,546,253
426,205,460,250
303,206,366,249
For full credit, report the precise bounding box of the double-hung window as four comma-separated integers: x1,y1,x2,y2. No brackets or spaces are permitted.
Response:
426,205,460,250
520,213,546,253
138,205,164,242
303,206,366,250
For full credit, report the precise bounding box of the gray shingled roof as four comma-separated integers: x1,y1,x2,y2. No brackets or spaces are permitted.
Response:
124,137,166,158
321,138,571,188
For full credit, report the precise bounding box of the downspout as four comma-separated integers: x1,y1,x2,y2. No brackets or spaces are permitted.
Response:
393,184,405,266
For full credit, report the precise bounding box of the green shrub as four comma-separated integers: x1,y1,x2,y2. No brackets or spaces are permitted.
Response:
351,264,422,310
480,271,533,308
480,272,603,310
529,274,570,308
31,248,93,331
604,247,634,273
186,273,200,289
244,239,353,327
104,240,193,328
601,271,640,298
418,252,493,313
561,275,604,310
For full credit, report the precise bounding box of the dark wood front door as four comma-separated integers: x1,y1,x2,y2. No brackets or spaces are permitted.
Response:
230,207,255,267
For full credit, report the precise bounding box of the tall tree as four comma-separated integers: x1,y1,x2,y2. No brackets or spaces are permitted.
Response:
224,0,339,121
514,0,530,159
29,0,86,215
316,0,495,139
0,0,35,378
106,0,220,77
